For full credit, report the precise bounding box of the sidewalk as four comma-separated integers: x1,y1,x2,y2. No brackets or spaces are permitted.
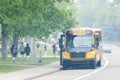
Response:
0,62,60,80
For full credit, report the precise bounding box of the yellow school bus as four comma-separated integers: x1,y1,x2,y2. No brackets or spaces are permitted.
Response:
59,27,102,69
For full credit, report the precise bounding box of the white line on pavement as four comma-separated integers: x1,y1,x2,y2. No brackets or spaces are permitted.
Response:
73,57,109,80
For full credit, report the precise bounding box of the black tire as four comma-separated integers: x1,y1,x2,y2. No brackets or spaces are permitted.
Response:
90,59,96,69
62,65,67,70
97,59,101,67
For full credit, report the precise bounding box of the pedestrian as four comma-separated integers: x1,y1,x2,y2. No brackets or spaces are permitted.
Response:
25,43,31,61
20,42,25,60
10,44,18,62
52,43,56,56
44,44,47,56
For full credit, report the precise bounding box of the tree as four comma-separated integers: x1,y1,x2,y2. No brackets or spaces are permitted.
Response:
0,0,76,60
74,0,120,42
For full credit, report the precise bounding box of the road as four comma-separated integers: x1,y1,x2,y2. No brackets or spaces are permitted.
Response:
31,45,120,80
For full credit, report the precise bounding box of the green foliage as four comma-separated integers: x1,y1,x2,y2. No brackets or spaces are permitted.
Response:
0,0,76,60
0,0,75,38
75,0,120,42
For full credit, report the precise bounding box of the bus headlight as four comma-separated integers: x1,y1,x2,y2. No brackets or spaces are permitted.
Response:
63,55,68,59
62,51,71,59
86,51,95,58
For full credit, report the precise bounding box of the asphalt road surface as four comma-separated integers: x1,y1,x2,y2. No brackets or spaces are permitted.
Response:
31,45,120,80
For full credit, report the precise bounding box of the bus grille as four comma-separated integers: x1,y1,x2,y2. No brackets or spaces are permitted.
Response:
70,52,86,58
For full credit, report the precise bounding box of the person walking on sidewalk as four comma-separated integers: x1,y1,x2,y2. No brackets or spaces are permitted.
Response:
25,43,31,61
10,44,18,62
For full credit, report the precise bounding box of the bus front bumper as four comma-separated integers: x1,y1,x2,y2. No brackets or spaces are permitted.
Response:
62,59,94,66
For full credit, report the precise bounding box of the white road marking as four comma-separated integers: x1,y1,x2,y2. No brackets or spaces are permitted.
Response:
73,57,109,80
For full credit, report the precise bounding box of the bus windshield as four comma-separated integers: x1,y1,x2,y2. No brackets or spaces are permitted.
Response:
66,35,92,50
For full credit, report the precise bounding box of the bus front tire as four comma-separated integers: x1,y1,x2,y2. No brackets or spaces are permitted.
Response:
90,60,96,69
97,59,101,67
62,65,67,70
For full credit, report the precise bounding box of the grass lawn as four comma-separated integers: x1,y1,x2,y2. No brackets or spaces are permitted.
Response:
0,65,28,73
0,42,60,73
0,57,59,73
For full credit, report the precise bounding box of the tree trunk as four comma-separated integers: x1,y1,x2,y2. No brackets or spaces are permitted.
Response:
13,29,19,49
25,36,38,64
1,26,8,60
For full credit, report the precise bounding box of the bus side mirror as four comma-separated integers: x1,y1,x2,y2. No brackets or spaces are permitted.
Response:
95,37,99,42
92,44,95,48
